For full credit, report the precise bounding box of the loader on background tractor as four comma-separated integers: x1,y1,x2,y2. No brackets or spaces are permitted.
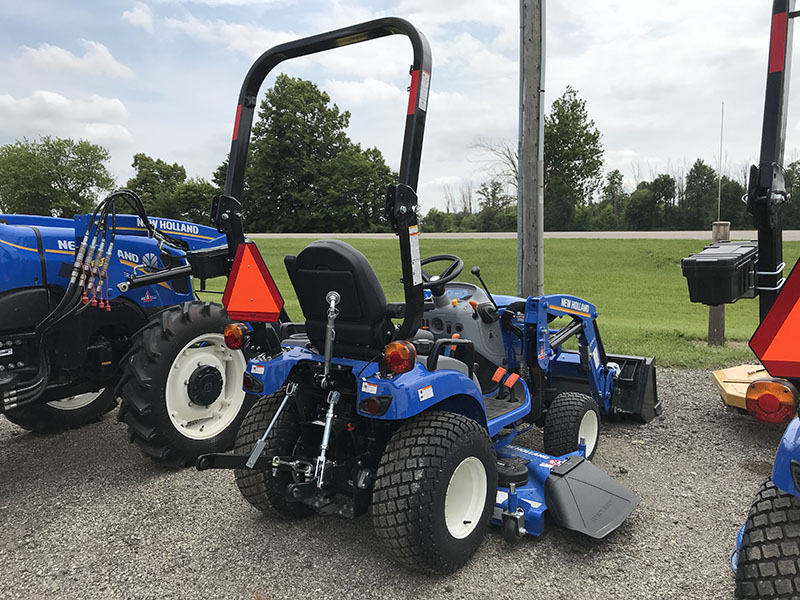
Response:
0,184,263,466
195,17,659,573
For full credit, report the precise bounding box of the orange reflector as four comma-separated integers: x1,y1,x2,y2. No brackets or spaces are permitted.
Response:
504,373,520,388
223,323,247,349
222,242,284,322
745,378,798,423
383,341,416,374
491,367,506,383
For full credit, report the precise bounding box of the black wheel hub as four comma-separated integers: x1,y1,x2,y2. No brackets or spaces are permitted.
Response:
187,366,223,406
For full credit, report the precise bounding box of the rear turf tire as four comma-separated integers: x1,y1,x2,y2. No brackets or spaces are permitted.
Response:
735,478,800,599
370,411,497,574
233,389,314,518
5,389,116,433
117,301,253,468
543,391,600,460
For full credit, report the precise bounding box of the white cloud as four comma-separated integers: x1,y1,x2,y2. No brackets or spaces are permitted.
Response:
19,40,134,79
163,15,299,58
122,2,154,34
0,91,132,145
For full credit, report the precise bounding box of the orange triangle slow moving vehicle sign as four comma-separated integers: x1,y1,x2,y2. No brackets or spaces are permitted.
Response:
750,258,800,378
222,242,284,322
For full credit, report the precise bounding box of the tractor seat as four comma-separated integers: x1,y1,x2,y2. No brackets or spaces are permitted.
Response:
285,240,394,360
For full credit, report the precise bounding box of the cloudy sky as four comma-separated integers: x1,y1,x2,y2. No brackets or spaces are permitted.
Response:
0,1,797,213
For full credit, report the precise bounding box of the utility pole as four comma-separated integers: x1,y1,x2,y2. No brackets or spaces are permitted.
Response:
517,0,545,297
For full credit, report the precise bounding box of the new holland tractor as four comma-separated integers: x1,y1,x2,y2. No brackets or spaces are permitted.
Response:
0,188,260,467
195,18,659,573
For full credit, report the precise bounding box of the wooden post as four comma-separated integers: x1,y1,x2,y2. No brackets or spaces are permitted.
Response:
708,221,731,346
517,0,545,297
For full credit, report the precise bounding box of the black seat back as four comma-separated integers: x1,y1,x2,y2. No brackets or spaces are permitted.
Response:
285,240,392,360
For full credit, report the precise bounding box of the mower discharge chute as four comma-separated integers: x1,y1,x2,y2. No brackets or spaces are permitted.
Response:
196,17,658,573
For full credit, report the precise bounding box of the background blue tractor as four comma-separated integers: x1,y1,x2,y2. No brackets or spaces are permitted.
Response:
195,17,659,574
0,189,258,466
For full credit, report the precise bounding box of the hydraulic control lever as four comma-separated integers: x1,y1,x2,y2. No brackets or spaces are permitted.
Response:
471,266,498,310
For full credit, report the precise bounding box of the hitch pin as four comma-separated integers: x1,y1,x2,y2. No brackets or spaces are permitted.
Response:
245,381,299,468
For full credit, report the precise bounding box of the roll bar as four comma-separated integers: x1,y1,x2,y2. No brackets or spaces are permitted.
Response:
220,17,432,340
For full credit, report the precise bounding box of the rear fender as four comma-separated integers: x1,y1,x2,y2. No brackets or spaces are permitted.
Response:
773,416,800,496
430,394,487,429
355,363,484,421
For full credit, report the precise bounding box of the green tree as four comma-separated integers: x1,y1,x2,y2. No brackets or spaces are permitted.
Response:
649,173,677,229
421,207,455,232
0,137,114,217
595,169,628,230
626,186,659,230
475,179,516,231
240,74,396,232
781,160,800,229
680,159,717,229
718,176,748,229
170,178,217,223
126,153,187,215
544,86,604,231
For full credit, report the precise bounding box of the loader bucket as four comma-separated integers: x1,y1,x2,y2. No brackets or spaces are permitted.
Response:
606,353,660,423
550,353,659,422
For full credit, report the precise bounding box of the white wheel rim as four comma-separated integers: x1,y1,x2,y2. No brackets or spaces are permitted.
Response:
578,409,599,458
444,456,487,539
46,390,104,411
165,332,247,440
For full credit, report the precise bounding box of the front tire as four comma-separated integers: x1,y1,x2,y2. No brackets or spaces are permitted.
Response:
371,411,497,574
117,301,253,467
5,389,116,433
233,390,314,518
735,478,800,599
544,391,600,460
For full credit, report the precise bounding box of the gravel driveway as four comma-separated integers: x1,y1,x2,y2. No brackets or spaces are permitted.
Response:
0,368,786,600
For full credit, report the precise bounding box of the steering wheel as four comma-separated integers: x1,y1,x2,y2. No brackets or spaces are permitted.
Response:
420,254,464,292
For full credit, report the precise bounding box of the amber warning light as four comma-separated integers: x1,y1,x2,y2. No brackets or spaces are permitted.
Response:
222,242,284,322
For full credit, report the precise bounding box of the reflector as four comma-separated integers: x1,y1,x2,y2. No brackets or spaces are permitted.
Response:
222,242,284,322
745,379,798,423
384,341,416,374
750,259,800,378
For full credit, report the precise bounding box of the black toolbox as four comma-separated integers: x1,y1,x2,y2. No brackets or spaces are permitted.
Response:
681,240,758,305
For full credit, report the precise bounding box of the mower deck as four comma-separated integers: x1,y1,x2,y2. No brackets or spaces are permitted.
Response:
492,445,640,540
711,363,767,410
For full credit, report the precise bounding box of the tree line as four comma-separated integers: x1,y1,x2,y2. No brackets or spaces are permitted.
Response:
2,78,799,232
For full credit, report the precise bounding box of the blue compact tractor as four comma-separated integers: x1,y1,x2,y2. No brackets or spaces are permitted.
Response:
0,188,261,466
196,18,659,573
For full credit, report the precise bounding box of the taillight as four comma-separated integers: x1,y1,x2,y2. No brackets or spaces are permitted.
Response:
746,379,799,423
383,341,416,374
224,323,247,350
358,394,393,416
242,371,263,393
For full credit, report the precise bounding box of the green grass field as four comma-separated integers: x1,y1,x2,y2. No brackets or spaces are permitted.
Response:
197,237,800,369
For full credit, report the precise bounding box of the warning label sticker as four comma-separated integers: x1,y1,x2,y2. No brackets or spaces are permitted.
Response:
251,364,265,375
418,384,434,402
361,381,378,394
419,70,430,111
409,225,422,286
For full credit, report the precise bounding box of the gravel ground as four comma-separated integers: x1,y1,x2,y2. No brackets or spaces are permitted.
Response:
0,368,788,600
